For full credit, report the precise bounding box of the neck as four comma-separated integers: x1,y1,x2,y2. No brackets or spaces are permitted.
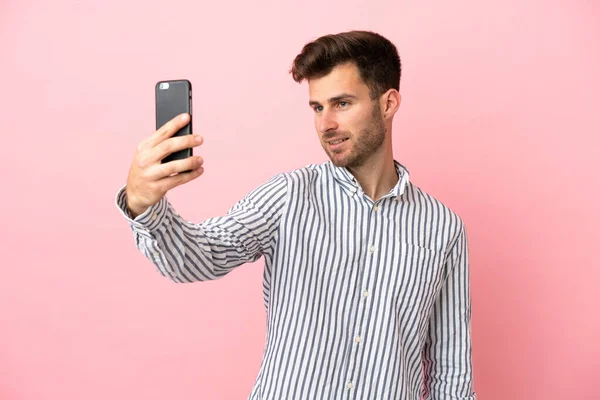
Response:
347,142,398,202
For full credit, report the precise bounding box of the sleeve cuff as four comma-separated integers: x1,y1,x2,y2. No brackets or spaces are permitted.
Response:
114,184,169,233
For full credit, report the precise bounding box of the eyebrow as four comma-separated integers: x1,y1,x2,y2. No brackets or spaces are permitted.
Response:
309,93,359,107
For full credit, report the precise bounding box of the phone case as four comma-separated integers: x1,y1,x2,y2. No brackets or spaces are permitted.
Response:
155,79,193,164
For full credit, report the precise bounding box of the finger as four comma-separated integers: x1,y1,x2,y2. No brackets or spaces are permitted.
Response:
148,113,190,147
151,134,203,164
148,156,204,180
161,165,204,191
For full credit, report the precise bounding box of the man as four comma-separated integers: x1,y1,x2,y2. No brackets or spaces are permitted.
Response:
115,30,476,400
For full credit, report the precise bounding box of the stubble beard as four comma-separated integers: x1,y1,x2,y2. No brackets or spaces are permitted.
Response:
325,103,386,169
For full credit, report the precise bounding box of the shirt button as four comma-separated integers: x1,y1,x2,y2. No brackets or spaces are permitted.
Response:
373,205,379,212
369,245,376,252
151,213,157,221
363,290,369,298
347,382,354,389
355,336,362,343
153,252,159,258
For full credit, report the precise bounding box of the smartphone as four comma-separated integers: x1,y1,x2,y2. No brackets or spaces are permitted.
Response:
155,79,193,164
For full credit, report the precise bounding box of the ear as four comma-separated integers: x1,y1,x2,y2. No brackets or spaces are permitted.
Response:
380,89,401,120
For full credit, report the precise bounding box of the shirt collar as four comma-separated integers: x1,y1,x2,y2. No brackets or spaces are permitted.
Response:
328,160,411,201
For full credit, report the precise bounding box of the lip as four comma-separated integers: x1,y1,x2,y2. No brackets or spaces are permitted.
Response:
327,137,349,151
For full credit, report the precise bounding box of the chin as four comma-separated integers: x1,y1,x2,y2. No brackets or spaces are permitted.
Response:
328,153,355,168
330,159,347,168
323,143,359,168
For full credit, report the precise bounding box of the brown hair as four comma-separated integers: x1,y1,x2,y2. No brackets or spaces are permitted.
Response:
290,30,401,99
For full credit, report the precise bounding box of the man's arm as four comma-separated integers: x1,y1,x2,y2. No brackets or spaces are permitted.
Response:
115,173,288,283
422,221,476,399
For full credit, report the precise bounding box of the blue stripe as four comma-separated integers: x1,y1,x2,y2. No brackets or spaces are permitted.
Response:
115,160,476,400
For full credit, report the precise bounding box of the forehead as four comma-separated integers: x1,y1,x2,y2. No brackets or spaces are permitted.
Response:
308,63,370,101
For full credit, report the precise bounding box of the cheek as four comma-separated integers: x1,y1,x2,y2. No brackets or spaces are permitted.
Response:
343,110,370,133
314,118,323,137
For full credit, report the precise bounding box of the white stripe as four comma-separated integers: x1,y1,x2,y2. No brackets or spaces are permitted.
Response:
115,160,476,399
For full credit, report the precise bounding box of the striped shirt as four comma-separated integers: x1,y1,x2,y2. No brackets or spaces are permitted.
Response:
115,160,476,400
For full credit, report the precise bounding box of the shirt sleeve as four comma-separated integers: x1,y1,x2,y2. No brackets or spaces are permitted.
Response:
422,221,477,399
114,173,289,283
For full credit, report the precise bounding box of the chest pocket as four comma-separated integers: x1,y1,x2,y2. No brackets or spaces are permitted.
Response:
393,241,445,318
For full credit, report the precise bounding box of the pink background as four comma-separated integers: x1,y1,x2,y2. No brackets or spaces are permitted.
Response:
1,0,599,399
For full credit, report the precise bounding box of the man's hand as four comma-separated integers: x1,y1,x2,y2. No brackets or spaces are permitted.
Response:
125,113,204,218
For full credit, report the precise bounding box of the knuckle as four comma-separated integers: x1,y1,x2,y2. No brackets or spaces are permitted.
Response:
159,140,173,155
173,137,186,151
167,161,179,176
178,173,191,184
135,156,146,169
169,119,181,131
136,153,150,169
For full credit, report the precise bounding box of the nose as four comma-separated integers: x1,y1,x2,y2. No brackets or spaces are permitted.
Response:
317,109,338,134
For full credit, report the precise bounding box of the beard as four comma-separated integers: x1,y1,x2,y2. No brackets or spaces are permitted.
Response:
322,102,386,168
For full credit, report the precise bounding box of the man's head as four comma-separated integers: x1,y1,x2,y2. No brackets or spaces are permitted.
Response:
290,31,402,168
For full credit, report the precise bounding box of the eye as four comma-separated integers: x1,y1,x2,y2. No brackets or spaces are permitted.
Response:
338,101,349,108
313,105,323,113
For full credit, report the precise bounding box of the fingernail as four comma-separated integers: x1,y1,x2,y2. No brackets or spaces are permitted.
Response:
195,135,203,142
180,113,188,121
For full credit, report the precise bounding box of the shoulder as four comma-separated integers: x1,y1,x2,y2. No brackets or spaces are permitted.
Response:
244,162,329,201
274,161,331,186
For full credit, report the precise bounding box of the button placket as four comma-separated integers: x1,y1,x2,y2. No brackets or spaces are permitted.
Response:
344,199,379,396
344,281,367,395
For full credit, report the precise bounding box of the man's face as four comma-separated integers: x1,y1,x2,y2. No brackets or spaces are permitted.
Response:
308,63,386,168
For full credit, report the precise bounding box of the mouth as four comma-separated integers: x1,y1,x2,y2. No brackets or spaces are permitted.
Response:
328,137,350,145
